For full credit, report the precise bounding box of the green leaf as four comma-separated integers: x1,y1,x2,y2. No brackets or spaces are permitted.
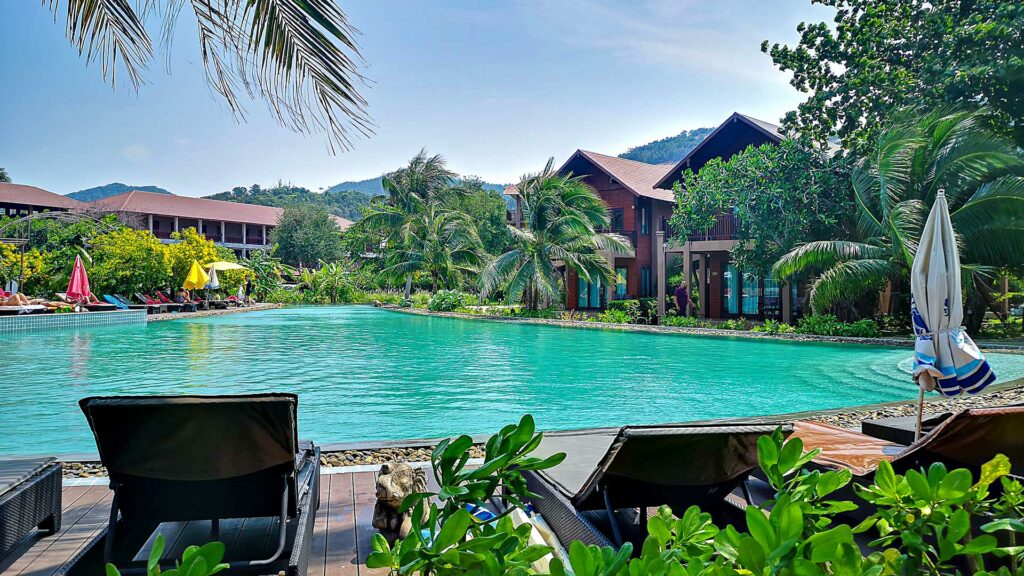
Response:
758,435,780,468
745,506,775,551
948,508,971,542
958,534,998,556
736,536,767,573
978,454,1012,488
982,518,1024,534
777,436,805,474
433,509,472,551
105,564,121,576
806,525,854,563
905,469,932,502
938,469,973,500
148,534,166,575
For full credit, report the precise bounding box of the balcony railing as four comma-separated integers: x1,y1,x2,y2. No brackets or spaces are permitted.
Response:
685,212,738,242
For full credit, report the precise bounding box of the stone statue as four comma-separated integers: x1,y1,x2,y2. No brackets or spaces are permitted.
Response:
372,462,428,543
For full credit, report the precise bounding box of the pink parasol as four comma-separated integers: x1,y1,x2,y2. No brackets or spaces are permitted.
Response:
66,255,94,304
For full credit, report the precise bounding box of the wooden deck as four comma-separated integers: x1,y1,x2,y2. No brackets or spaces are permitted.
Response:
0,471,401,576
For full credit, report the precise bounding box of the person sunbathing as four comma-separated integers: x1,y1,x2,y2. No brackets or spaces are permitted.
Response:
3,293,31,306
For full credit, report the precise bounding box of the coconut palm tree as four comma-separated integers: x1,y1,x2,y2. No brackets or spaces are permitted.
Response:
36,1,370,149
353,150,475,297
480,159,631,310
383,203,483,293
773,108,1024,326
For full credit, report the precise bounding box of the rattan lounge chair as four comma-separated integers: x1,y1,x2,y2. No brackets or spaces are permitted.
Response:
66,394,319,576
523,423,787,548
795,406,1024,478
0,457,61,559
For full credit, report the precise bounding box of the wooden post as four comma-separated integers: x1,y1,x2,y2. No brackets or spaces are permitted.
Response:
915,386,925,441
782,281,792,324
242,223,247,245
682,243,692,316
655,231,666,317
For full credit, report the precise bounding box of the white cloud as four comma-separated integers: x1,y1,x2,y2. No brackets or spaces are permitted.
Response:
514,0,808,85
120,143,151,161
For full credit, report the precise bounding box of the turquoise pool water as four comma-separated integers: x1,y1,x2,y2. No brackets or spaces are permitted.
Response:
4,306,1024,455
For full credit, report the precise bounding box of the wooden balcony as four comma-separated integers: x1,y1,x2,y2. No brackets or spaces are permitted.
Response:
685,212,738,242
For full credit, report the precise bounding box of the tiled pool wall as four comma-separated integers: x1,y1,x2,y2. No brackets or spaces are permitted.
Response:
0,310,146,334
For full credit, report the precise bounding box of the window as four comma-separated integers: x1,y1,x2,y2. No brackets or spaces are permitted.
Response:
615,267,627,299
723,264,739,315
742,272,760,316
640,207,649,235
640,266,651,297
610,208,624,230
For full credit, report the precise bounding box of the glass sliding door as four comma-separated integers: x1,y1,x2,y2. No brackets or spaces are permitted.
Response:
741,272,760,316
578,276,602,309
723,264,739,315
763,277,781,319
615,267,627,300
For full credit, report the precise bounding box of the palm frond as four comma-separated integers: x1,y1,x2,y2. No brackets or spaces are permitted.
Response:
808,259,896,313
47,0,153,90
772,240,887,279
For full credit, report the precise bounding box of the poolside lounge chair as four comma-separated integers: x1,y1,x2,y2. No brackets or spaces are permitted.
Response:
795,406,1024,478
70,394,320,576
523,423,787,548
0,457,61,559
156,291,196,312
114,294,163,314
137,294,178,313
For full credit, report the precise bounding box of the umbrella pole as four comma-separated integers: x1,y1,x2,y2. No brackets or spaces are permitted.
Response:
914,386,925,442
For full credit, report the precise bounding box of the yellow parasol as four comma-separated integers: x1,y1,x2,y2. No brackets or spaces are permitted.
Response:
183,260,210,290
206,261,247,272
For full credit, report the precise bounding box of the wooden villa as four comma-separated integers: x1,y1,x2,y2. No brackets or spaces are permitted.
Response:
507,112,802,322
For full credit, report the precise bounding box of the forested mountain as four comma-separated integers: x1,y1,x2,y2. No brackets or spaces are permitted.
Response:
205,185,371,220
67,183,171,201
618,127,715,164
326,175,506,196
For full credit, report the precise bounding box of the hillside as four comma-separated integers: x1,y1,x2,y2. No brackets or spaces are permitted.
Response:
326,175,506,196
205,184,371,220
618,127,715,164
67,183,171,201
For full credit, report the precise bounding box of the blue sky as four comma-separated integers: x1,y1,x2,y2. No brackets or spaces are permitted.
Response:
0,1,833,197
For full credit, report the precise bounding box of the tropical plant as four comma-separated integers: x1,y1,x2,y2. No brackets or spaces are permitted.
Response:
271,204,344,267
773,108,1024,326
89,228,172,294
670,138,852,274
427,290,465,312
315,260,354,304
353,151,481,296
106,534,228,576
795,314,881,338
763,0,1024,151
0,167,10,183
37,0,371,149
480,159,631,310
243,248,288,300
366,415,566,576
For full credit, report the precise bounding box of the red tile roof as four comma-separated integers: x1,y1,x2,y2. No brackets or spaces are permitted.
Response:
568,150,677,203
0,183,86,210
90,190,353,230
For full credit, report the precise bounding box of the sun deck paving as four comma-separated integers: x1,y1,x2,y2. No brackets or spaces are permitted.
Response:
0,470,426,576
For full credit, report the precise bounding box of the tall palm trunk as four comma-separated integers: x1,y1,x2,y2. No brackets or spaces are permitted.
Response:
404,275,413,299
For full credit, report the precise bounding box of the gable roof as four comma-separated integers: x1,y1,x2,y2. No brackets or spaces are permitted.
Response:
90,190,353,230
653,112,784,190
0,183,86,211
560,150,676,203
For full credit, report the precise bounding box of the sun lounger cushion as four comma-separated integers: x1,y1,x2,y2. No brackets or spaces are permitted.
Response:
0,457,56,498
79,394,298,482
532,423,784,511
792,421,904,476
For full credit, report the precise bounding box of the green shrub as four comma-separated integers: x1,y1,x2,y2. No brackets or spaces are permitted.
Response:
796,314,882,338
411,291,431,308
751,319,796,334
428,290,466,312
661,315,713,328
107,533,228,576
716,317,754,331
362,415,1024,576
606,298,659,324
591,308,632,324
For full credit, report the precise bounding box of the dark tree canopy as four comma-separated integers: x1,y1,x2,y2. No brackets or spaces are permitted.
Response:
0,167,10,183
448,177,513,256
670,139,852,274
270,204,344,267
763,0,1024,152
207,184,370,220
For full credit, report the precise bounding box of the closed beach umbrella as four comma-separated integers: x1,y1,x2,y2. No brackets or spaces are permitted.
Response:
910,190,995,437
206,266,221,290
183,260,210,290
66,255,93,304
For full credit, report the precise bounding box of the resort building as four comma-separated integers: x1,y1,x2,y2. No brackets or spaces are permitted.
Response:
0,183,85,216
513,112,800,322
89,190,354,257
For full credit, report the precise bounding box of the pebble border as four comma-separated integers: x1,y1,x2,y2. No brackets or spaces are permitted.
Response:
381,305,1024,352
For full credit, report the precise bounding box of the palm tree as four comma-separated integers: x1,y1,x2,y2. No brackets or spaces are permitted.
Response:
37,1,370,149
480,159,631,310
352,150,476,297
773,108,1024,326
384,203,483,292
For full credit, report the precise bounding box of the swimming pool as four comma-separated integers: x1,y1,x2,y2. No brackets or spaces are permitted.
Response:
4,306,1024,455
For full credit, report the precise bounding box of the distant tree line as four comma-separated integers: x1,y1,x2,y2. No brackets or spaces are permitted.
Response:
618,127,715,164
206,184,371,221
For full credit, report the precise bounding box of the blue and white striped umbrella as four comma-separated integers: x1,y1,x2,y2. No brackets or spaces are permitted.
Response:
910,190,995,396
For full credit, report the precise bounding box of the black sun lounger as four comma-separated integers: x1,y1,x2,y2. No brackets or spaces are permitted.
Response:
0,457,61,559
523,423,787,548
65,394,319,576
